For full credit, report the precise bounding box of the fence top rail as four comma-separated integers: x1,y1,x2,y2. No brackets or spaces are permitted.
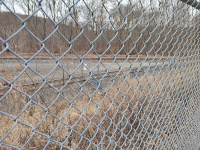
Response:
180,0,200,9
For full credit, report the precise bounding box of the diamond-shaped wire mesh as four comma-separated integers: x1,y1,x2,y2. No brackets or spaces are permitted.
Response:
0,0,200,149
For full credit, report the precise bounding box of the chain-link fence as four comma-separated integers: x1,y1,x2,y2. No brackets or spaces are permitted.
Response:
0,0,200,149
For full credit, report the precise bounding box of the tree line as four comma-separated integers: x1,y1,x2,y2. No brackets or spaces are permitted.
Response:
0,0,199,57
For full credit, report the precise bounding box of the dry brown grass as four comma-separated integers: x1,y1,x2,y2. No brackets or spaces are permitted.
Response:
0,68,197,149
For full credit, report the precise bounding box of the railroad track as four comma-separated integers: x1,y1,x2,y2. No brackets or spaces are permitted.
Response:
2,64,171,93
0,56,172,61
0,58,178,95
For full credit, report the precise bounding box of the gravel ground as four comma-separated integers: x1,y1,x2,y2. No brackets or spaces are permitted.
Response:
0,58,171,85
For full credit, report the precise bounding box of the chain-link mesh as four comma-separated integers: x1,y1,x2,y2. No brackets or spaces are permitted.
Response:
0,0,200,149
